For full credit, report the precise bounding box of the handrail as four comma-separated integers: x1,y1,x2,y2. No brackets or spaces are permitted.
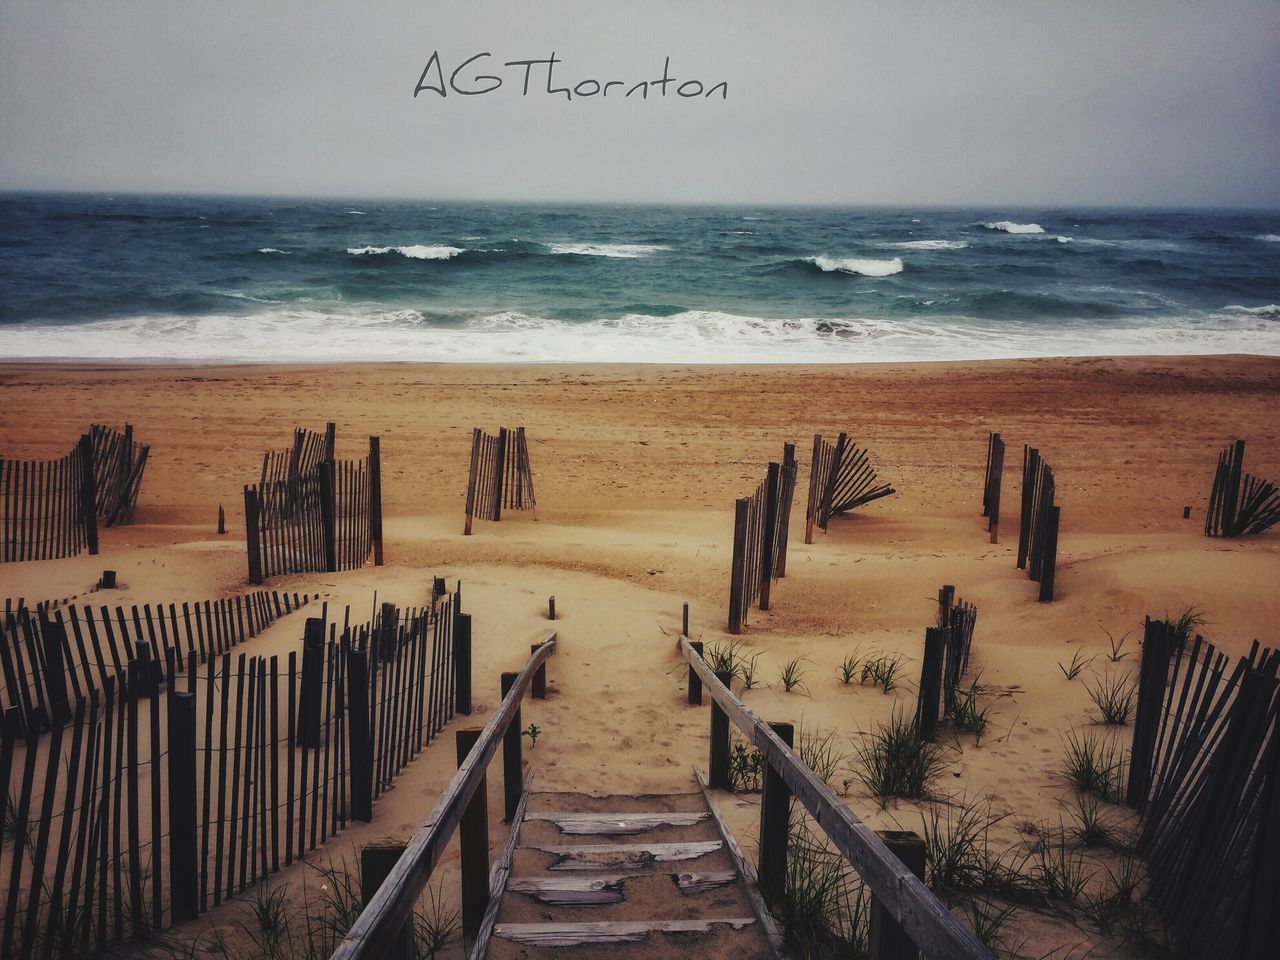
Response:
331,633,557,960
679,635,992,960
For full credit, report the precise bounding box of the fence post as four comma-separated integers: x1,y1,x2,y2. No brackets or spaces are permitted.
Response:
368,436,384,566
38,610,70,726
688,642,704,706
464,428,481,535
1037,505,1060,602
347,648,373,822
868,831,926,960
379,602,398,662
501,672,522,822
360,842,413,960
530,643,547,699
1017,446,1038,570
457,728,489,938
454,613,472,715
493,427,509,522
682,601,689,639
298,617,324,747
244,486,263,585
1126,618,1172,809
916,627,945,737
218,505,226,535
319,460,338,573
709,670,732,789
805,433,823,544
1245,728,1280,958
548,596,556,621
776,443,795,577
758,721,794,905
78,434,99,556
728,497,750,634
759,462,780,610
168,689,198,923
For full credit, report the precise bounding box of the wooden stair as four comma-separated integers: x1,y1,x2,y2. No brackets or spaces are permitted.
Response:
480,789,778,958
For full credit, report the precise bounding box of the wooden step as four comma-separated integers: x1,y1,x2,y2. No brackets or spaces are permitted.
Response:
524,810,710,835
492,918,758,947
507,870,738,905
528,840,723,871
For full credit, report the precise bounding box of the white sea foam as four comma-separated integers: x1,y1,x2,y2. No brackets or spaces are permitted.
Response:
1223,304,1280,317
982,221,1045,234
1256,234,1280,242
807,256,904,277
256,247,288,255
348,210,366,215
546,242,670,258
346,244,464,260
889,240,968,251
1056,236,1073,243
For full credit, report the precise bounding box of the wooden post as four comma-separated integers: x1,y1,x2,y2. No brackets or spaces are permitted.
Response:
688,641,704,706
100,570,117,589
758,721,794,905
988,435,1004,544
454,613,472,715
1244,726,1280,959
78,434,98,556
916,628,945,738
244,486,263,585
217,505,226,535
379,602,398,662
1038,506,1060,603
369,436,384,566
759,462,780,610
1182,506,1191,520
548,596,556,621
530,643,547,699
869,831,926,960
167,690,198,923
493,427,509,522
1017,447,1038,569
38,612,70,725
682,601,690,639
1126,619,1172,809
709,670,732,789
501,672,522,823
805,433,822,544
1224,439,1245,536
456,728,489,938
728,497,750,634
319,460,338,573
298,617,325,747
360,843,412,960
347,648,373,822
464,428,481,535
776,444,795,577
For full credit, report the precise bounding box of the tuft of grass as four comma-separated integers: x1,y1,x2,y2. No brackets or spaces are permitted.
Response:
1062,729,1126,802
777,657,810,695
837,650,864,685
413,881,459,958
1167,605,1208,644
963,896,1017,953
798,726,850,788
949,674,992,742
704,638,746,682
740,652,763,690
1100,625,1133,663
237,881,291,959
1066,793,1117,849
728,740,764,793
1084,670,1137,725
860,654,904,694
4,792,32,852
921,800,1007,897
1030,827,1091,900
1058,649,1094,681
853,711,946,806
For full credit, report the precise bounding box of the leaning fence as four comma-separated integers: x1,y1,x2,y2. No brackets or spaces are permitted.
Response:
804,432,895,543
1016,446,1060,602
0,593,467,960
1125,617,1278,957
728,444,797,634
1204,439,1280,537
1,435,98,563
89,423,149,527
463,426,536,534
914,585,979,736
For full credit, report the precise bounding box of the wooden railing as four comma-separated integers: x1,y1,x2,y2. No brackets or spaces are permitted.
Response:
330,635,556,960
679,635,992,960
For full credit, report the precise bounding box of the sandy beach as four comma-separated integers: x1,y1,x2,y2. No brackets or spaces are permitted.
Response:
2,354,1279,958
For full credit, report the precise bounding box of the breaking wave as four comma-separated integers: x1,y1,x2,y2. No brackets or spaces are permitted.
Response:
346,244,464,260
804,256,904,277
983,221,1046,234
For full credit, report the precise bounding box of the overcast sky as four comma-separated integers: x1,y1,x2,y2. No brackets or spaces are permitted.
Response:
1,0,1276,206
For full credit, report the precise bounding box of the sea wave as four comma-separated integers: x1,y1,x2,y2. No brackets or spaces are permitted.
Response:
888,240,968,250
1222,304,1280,317
1256,234,1280,242
805,256,904,277
982,221,1046,234
256,247,288,255
346,244,464,260
546,242,670,258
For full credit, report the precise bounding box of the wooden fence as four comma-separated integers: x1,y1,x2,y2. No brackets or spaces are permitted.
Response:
728,445,798,634
244,428,383,584
914,585,979,736
1126,617,1278,957
463,426,536,535
1205,439,1280,537
804,432,895,543
1016,446,1060,602
1,590,313,740
0,593,467,960
89,424,149,527
1,435,98,563
980,432,1005,543
679,636,992,959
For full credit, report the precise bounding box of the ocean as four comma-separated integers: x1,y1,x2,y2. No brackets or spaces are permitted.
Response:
1,193,1277,363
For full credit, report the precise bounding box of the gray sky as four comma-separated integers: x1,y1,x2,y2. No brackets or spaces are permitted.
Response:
1,0,1277,206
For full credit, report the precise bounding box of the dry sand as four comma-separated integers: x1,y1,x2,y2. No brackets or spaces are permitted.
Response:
2,355,1279,959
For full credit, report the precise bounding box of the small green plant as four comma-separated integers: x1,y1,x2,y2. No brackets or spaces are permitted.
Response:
1030,827,1091,900
413,881,459,958
777,657,810,695
523,723,541,747
740,652,763,690
238,881,291,959
963,896,1016,953
837,650,864,685
921,799,1007,897
1062,729,1126,801
1066,792,1114,848
950,675,992,742
767,812,869,957
1084,670,1137,725
798,726,850,788
860,654,904,693
1167,605,1208,644
853,711,946,806
704,638,746,681
1058,649,1094,680
728,741,764,792
1101,625,1133,663
3,792,32,851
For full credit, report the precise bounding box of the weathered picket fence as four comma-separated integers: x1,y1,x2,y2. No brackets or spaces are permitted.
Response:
1016,446,1060,602
1,436,98,563
1204,439,1280,537
804,432,895,543
463,426,536,534
914,585,979,736
89,423,149,527
728,444,797,634
981,432,1005,543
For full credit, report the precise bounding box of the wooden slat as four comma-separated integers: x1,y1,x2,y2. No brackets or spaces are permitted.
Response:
524,810,709,835
532,840,722,870
492,919,757,946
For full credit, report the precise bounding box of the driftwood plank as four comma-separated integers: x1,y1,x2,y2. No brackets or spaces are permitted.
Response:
525,810,709,835
492,918,757,947
532,840,722,871
674,869,740,893
507,875,627,905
